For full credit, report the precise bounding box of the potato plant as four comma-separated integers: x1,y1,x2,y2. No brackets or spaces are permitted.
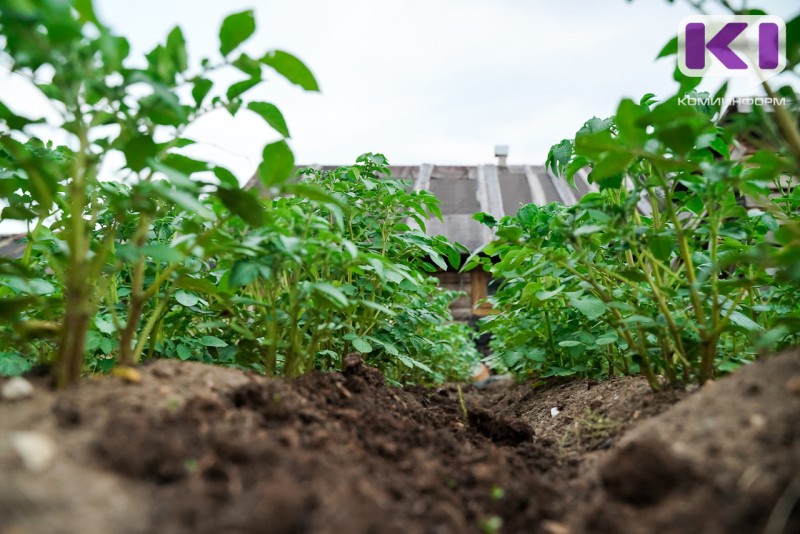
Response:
0,0,479,385
157,154,478,383
1,154,480,383
0,1,325,385
472,2,800,389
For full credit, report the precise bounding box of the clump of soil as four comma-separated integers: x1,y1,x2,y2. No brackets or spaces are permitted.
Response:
1,351,799,533
578,352,800,534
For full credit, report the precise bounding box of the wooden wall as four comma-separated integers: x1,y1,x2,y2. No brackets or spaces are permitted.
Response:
433,270,493,321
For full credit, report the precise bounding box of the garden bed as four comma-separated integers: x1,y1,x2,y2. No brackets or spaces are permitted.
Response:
1,351,799,534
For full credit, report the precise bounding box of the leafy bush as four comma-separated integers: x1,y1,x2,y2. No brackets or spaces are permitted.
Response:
472,3,800,388
0,1,478,385
171,154,478,383
2,154,479,383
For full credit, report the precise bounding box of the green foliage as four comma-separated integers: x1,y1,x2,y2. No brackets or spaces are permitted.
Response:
198,154,479,383
0,1,476,386
483,86,800,387
1,148,479,383
0,0,322,385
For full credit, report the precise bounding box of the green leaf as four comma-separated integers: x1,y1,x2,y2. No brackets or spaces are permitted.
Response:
728,311,764,332
192,79,213,107
496,225,523,241
657,124,696,156
428,251,447,271
639,93,658,107
95,316,115,335
257,140,295,187
361,300,396,316
226,76,261,101
398,354,433,374
151,160,198,188
175,290,200,307
73,0,100,24
219,10,256,56
547,139,573,176
2,277,55,296
121,134,158,172
591,151,634,181
177,344,193,360
137,75,186,123
352,337,372,353
0,352,31,377
213,166,239,188
1,205,37,220
615,98,647,148
709,137,730,160
473,212,497,228
199,335,228,348
160,153,209,175
313,283,349,308
27,279,55,295
656,36,678,59
281,183,347,209
230,261,262,288
618,269,647,283
233,53,263,77
648,234,674,262
151,182,213,219
166,26,188,73
247,102,290,137
260,50,319,91
137,243,184,263
565,157,588,186
98,32,130,73
534,286,564,301
570,297,607,320
445,244,461,270
572,224,604,237
578,117,613,136
380,341,399,356
558,340,582,347
595,334,618,345
216,187,265,226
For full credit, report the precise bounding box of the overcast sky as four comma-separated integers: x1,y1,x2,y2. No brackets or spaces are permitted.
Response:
1,0,799,192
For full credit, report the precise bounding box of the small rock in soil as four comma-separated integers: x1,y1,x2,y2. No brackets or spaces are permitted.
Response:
1,377,34,401
9,431,57,473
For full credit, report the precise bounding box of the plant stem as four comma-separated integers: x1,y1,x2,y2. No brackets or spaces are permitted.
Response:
132,299,168,362
118,215,150,366
56,115,91,387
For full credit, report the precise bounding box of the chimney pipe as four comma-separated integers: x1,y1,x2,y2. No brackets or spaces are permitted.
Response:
495,145,509,167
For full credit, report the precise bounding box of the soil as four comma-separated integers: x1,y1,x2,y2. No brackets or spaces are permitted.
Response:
1,351,799,534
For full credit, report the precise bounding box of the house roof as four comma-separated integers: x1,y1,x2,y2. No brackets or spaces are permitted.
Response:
245,164,598,252
0,233,26,259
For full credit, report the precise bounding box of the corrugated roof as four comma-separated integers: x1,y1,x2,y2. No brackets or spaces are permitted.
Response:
245,164,596,252
0,165,595,258
0,233,26,259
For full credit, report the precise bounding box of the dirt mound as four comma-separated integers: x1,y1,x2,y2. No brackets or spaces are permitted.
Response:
1,351,799,533
577,352,800,534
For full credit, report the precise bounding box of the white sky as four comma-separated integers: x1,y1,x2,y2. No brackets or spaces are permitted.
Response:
1,0,799,234
89,0,794,170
